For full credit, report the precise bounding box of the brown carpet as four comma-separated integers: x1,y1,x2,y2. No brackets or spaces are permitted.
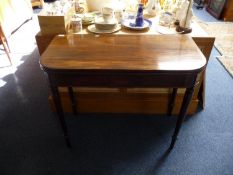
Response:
194,18,233,77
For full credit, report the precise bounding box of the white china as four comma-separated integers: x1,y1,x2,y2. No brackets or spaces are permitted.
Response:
87,24,121,34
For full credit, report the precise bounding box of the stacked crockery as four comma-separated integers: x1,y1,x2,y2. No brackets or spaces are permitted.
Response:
94,7,118,31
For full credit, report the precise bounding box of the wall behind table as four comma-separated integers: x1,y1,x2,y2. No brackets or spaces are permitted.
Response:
0,0,33,37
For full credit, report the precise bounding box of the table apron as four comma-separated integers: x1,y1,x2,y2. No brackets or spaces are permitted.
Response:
46,71,198,88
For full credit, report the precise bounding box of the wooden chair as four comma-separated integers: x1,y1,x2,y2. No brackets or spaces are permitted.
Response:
0,24,12,65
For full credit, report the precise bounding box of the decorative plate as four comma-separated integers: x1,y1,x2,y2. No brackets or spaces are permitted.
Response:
87,24,121,34
121,19,152,30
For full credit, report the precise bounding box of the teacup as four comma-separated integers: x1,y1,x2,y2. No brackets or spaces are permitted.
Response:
70,17,82,33
102,7,114,23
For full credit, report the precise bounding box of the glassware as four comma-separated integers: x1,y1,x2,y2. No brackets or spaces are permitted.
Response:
70,16,82,33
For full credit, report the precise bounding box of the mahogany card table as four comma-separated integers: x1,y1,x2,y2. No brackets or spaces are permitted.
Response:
40,34,206,149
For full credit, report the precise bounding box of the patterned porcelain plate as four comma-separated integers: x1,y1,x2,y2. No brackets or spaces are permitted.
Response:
121,19,152,30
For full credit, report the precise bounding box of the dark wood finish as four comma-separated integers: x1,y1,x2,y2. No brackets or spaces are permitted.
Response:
40,34,206,148
68,87,77,115
168,88,178,116
35,32,54,55
170,86,196,150
49,84,71,148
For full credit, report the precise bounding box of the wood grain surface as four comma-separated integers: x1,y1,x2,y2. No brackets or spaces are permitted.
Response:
41,34,206,72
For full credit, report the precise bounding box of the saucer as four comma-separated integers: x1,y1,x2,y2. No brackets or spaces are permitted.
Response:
95,17,118,30
87,24,121,34
121,19,152,30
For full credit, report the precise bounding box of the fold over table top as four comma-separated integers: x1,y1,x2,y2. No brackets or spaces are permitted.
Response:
40,34,206,73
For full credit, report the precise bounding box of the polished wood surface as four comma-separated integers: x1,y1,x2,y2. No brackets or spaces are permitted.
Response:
41,35,206,72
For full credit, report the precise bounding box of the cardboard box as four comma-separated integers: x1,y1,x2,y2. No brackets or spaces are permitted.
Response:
38,6,75,35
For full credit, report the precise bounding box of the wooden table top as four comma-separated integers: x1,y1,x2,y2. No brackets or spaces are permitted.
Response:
40,34,206,73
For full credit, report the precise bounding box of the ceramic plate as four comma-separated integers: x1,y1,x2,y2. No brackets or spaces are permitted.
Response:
121,19,152,30
87,24,121,34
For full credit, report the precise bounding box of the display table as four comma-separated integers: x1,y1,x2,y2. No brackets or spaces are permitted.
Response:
36,17,215,115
